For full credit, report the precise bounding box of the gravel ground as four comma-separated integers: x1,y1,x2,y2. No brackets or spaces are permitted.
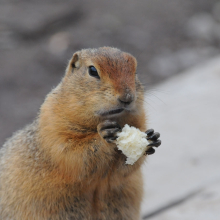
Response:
0,0,219,144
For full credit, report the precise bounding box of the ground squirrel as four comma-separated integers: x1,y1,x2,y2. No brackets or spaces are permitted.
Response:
0,47,161,220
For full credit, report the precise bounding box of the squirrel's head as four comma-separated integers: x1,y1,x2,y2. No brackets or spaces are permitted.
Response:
54,47,144,127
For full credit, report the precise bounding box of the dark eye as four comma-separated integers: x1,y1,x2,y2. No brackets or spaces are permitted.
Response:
89,66,100,79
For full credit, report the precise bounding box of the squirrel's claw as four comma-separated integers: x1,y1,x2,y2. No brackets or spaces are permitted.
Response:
147,132,160,141
145,129,154,136
145,129,161,155
106,136,118,143
98,120,121,143
145,147,155,155
148,140,161,147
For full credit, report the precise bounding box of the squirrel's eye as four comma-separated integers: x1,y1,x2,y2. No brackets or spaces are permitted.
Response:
89,66,100,79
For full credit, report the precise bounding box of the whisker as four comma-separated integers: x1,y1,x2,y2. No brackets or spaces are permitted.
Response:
136,97,157,111
146,92,166,105
136,96,155,106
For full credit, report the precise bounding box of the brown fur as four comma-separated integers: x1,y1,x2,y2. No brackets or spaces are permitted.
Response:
0,47,147,219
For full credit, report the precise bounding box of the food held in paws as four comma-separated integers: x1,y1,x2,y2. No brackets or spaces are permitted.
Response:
114,124,151,165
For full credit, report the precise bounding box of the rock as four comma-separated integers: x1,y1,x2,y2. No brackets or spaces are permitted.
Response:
148,181,220,220
141,56,220,218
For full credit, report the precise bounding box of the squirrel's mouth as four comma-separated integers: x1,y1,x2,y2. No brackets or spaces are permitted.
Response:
98,108,124,116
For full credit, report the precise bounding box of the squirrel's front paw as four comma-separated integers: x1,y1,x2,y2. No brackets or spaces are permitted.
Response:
145,129,161,155
97,120,121,143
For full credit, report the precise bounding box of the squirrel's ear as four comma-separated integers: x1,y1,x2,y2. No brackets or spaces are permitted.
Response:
70,53,80,69
65,52,81,76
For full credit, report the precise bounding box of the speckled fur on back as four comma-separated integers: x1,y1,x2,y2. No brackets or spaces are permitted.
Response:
0,47,146,220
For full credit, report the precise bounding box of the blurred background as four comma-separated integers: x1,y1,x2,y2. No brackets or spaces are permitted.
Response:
0,0,220,219
1,0,220,146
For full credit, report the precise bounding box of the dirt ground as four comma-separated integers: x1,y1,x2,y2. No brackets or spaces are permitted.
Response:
0,0,219,145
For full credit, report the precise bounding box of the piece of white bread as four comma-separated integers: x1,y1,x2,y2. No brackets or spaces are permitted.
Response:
114,124,151,165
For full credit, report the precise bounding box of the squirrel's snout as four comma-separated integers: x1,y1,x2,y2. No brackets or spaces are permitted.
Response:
118,93,134,106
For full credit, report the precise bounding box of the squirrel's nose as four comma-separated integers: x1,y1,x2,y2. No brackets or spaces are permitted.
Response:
118,93,134,106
